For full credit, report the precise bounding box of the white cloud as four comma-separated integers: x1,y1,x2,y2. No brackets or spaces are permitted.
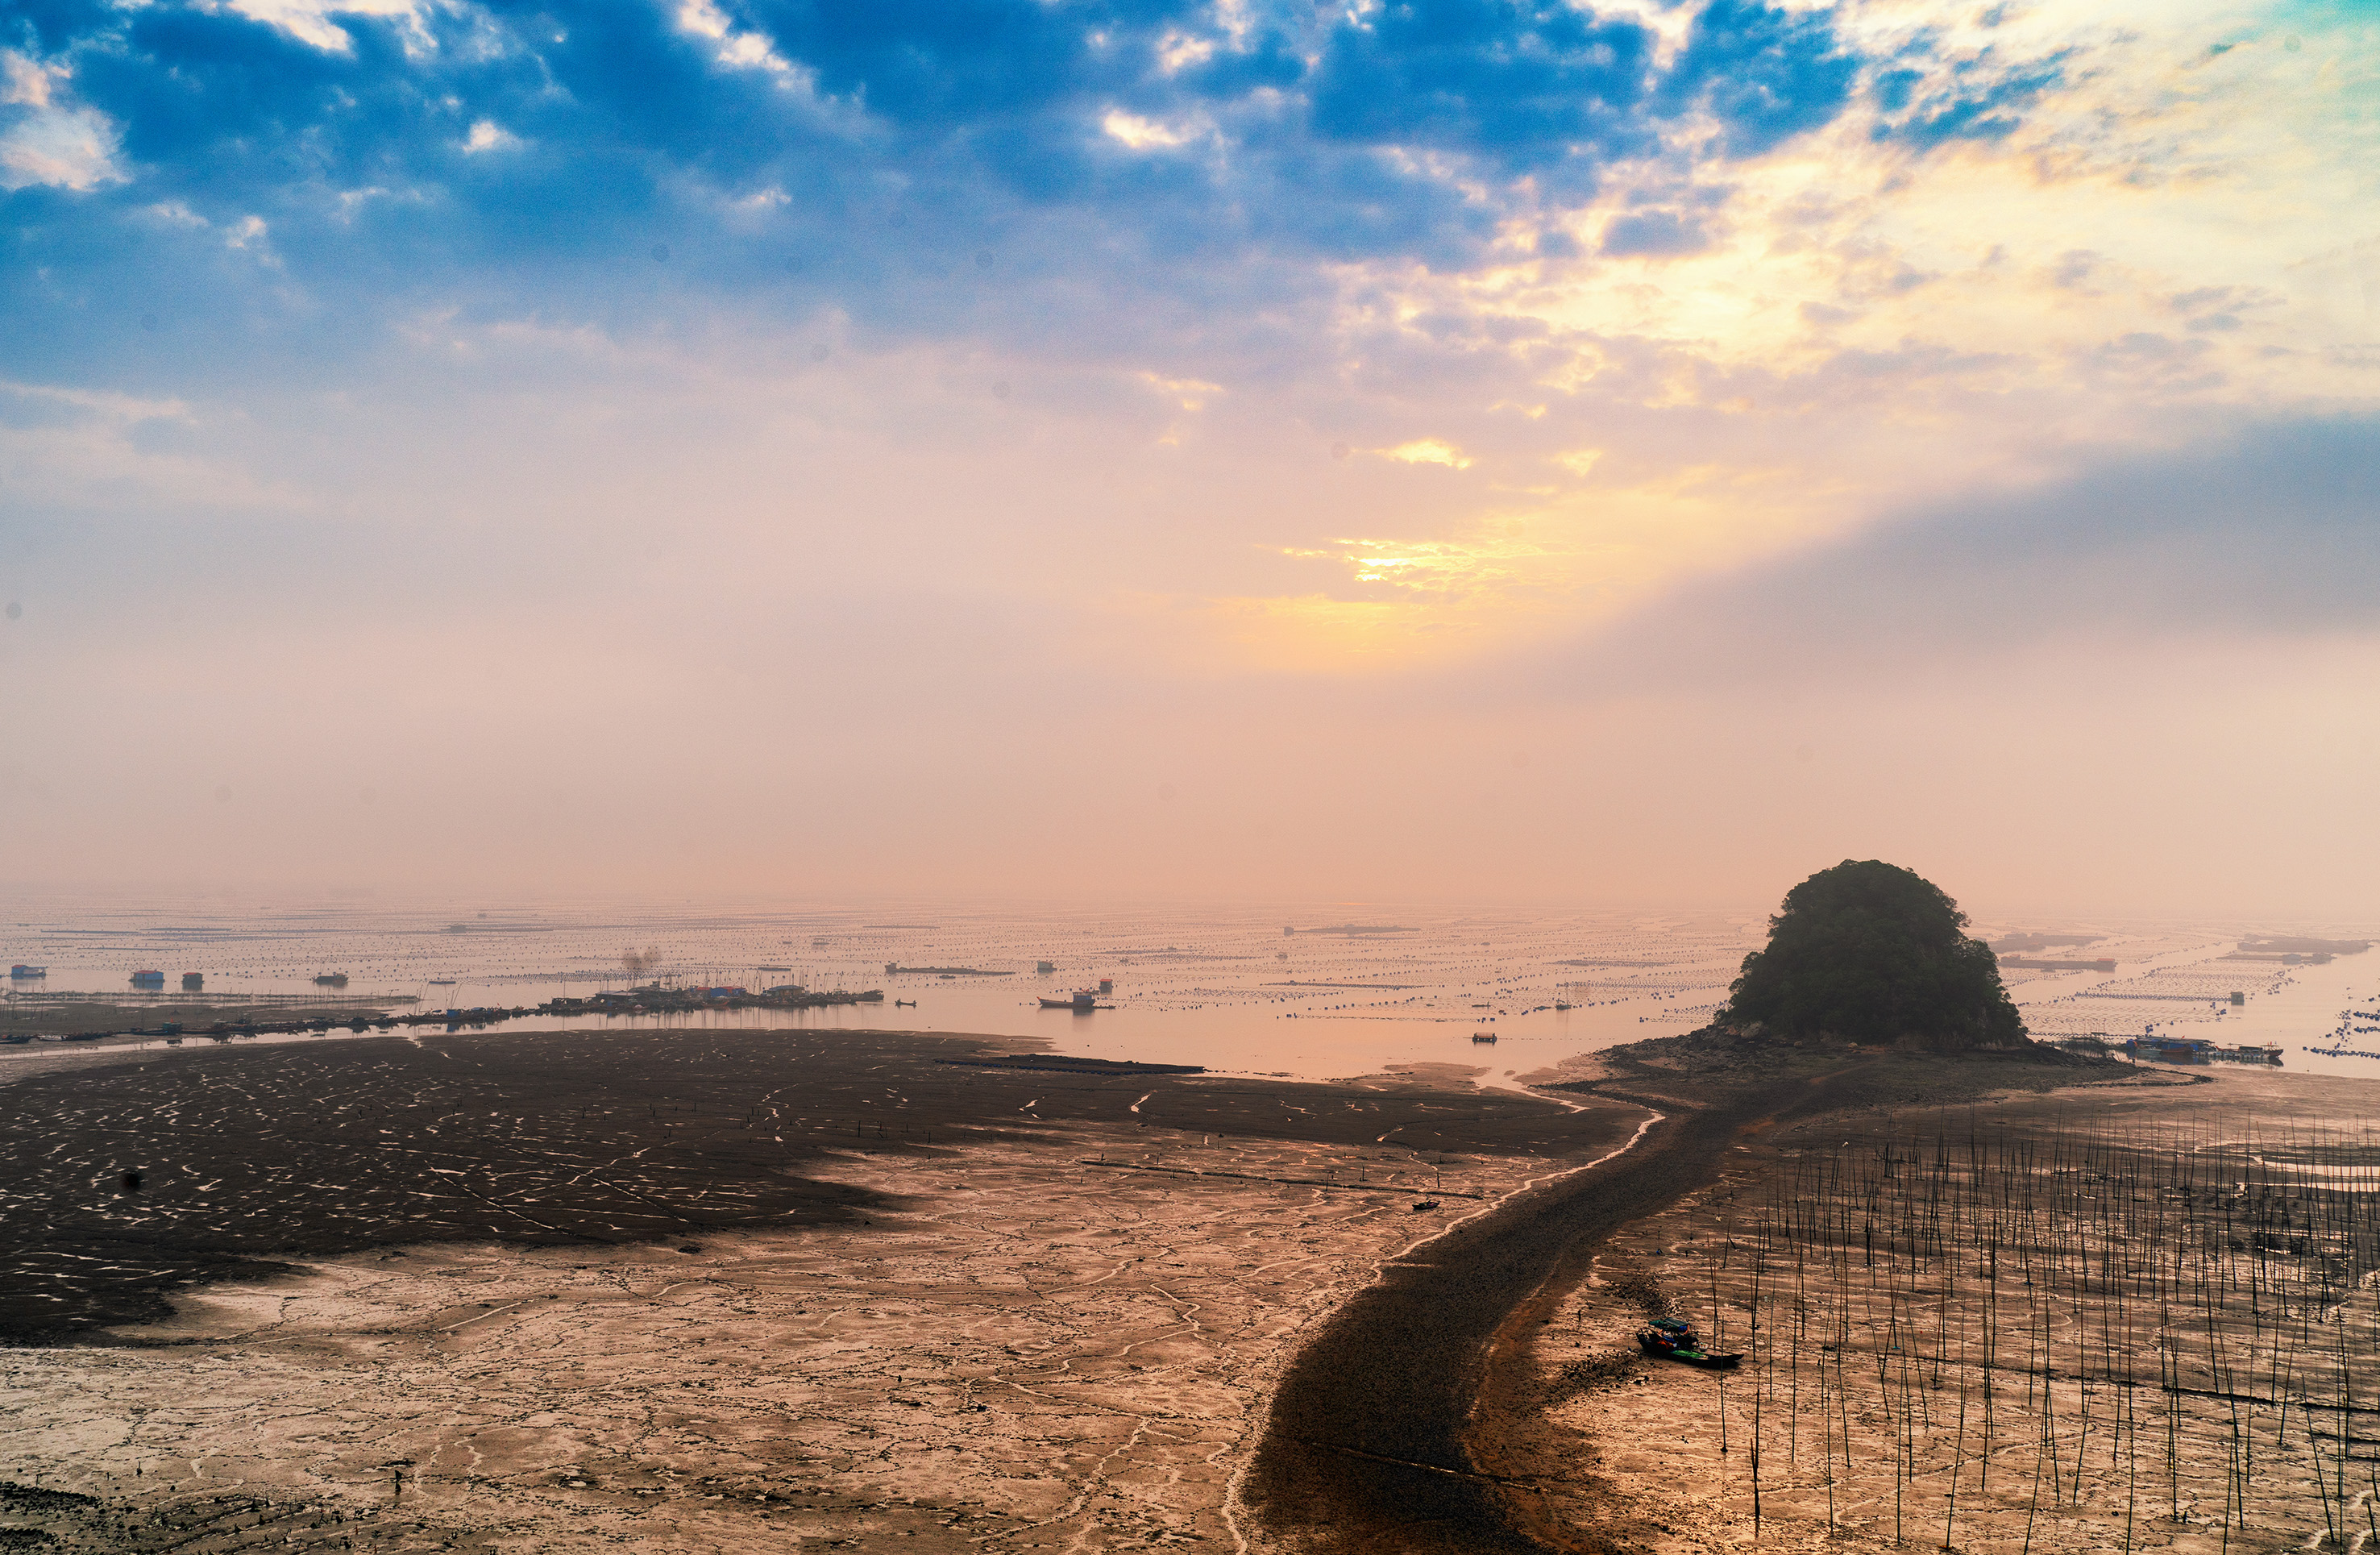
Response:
0,102,120,190
462,119,522,154
675,0,797,78
142,202,211,229
221,0,426,52
1139,371,1223,410
1154,31,1216,74
1380,439,1472,469
0,56,121,191
2,50,52,108
1103,110,1190,151
222,214,284,268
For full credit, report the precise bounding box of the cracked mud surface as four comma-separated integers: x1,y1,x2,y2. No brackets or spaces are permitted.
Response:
0,1027,1644,1553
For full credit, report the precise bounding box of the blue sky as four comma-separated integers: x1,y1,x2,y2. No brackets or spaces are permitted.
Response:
2,0,2376,913
0,0,2077,379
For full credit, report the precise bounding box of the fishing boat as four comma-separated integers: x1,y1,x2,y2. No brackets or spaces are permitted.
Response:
2123,1034,2281,1065
2125,1034,2210,1062
8,965,45,979
131,970,165,987
314,973,349,988
1636,1317,1741,1370
1471,1030,1497,1044
1040,990,1097,1011
426,979,457,986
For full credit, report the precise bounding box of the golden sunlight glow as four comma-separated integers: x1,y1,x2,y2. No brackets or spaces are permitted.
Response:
1379,438,1473,468
1185,464,1843,672
1138,370,1223,410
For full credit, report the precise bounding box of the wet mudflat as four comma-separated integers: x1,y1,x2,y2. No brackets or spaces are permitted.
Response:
0,1025,1649,1554
0,1026,1623,1340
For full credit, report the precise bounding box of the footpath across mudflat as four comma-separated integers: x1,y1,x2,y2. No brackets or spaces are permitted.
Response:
1242,1034,2186,1555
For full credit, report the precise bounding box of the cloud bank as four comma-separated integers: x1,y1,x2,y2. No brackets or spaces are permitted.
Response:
1,0,2375,915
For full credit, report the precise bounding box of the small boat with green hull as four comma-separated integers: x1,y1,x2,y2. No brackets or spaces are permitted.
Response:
1636,1317,1742,1370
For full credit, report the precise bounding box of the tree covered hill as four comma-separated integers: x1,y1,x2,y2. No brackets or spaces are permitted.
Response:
1722,860,2026,1050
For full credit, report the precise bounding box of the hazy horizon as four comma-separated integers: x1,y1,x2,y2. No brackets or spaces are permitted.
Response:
3,0,2374,917
3,885,2372,940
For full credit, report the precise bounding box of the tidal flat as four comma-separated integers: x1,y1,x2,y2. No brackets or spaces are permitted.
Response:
6,1024,2371,1554
1488,1065,2380,1554
0,1026,1642,1552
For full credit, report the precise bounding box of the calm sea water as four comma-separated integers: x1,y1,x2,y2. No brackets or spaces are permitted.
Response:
3,897,2374,1086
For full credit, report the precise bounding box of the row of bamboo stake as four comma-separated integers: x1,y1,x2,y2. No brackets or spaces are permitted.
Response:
1662,1111,2378,1550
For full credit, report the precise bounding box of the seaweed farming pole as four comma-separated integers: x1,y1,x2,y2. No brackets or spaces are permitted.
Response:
1748,1233,1765,1537
2022,1299,2047,1555
1789,1212,1806,1476
1943,1284,1971,1555
1979,1125,2000,1495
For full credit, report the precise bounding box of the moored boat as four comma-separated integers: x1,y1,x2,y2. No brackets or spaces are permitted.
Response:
1637,1317,1742,1370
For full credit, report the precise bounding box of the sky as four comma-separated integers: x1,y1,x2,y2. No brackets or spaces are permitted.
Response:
1,0,2375,919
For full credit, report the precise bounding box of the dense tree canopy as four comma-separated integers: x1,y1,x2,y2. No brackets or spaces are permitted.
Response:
1723,860,2026,1050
